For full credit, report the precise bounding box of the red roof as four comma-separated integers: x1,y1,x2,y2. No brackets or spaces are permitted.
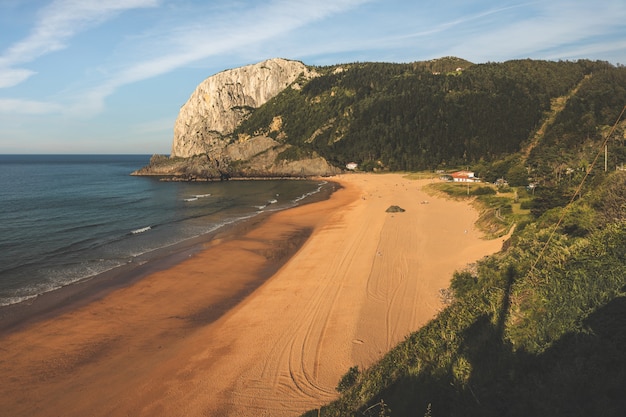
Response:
450,171,474,179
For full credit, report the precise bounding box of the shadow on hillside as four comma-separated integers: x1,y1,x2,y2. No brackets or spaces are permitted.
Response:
361,294,626,417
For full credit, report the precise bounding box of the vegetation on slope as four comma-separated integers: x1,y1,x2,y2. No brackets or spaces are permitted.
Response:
304,169,626,417
238,57,626,416
235,58,625,176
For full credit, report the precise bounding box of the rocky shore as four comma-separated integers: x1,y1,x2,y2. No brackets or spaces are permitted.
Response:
131,149,340,180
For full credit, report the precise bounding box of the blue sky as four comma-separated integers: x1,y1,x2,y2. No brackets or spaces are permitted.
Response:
1,0,625,154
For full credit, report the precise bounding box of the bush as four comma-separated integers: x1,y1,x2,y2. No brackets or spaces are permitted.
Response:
451,271,479,298
471,186,497,196
520,200,533,210
336,365,360,393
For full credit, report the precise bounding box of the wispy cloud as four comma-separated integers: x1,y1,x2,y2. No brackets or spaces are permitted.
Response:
0,0,158,88
0,0,371,116
440,1,626,61
1,0,624,120
0,98,63,114
393,2,534,41
73,0,372,115
0,68,35,89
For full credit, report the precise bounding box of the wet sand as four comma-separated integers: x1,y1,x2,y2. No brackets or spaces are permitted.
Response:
0,173,506,417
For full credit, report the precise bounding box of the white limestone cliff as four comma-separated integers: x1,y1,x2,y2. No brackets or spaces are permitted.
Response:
171,58,312,158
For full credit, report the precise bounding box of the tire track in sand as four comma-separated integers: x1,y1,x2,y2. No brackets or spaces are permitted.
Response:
228,193,377,415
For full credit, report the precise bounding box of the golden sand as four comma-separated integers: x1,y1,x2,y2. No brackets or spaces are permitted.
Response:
0,173,505,417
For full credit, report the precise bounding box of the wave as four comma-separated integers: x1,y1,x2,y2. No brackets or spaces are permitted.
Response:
292,180,327,203
184,194,210,201
0,293,38,307
0,257,127,307
0,179,330,308
131,226,152,235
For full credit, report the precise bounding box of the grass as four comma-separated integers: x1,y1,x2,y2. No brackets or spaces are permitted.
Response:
403,172,440,180
423,181,531,238
306,213,626,417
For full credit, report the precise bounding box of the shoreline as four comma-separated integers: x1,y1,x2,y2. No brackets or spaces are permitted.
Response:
0,212,269,334
0,180,339,334
0,173,507,417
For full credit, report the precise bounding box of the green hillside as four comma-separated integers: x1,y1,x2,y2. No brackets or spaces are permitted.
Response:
228,58,626,416
235,58,626,180
303,169,626,416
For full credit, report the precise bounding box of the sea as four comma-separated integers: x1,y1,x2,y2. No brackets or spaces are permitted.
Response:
0,154,331,307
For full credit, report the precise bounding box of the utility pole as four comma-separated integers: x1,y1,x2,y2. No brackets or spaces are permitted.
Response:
605,143,608,172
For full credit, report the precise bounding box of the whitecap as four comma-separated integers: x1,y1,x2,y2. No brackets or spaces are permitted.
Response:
131,226,152,234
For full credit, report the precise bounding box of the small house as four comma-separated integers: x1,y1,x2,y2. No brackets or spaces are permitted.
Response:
450,171,479,183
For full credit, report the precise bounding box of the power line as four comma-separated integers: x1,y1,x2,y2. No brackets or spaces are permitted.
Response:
529,104,626,281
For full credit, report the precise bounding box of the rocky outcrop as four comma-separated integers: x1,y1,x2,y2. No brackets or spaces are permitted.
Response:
132,136,340,179
133,58,341,179
171,58,312,158
223,136,340,177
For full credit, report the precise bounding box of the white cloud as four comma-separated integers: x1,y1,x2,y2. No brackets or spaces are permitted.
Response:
0,68,36,88
3,0,159,65
72,0,372,116
439,1,626,62
3,0,624,121
0,98,63,114
0,0,158,88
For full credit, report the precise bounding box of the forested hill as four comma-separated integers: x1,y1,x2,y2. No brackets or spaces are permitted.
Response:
137,57,626,415
279,59,626,417
235,58,626,177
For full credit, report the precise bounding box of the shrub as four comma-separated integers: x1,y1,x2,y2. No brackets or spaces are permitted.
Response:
336,365,360,393
471,186,497,196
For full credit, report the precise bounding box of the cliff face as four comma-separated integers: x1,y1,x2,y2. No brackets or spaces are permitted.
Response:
134,57,340,179
171,58,312,158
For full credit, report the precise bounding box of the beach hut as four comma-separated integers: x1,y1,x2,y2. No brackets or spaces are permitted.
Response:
450,170,479,183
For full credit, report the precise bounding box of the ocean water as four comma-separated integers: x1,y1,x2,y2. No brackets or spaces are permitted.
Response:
0,155,329,307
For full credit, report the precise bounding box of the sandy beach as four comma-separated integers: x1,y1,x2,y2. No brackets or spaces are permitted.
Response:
0,173,506,417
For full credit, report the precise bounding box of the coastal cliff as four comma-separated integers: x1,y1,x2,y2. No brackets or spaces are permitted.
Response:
172,58,313,158
135,58,625,181
134,58,339,179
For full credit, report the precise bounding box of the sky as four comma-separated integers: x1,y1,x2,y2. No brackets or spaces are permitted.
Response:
0,0,625,154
